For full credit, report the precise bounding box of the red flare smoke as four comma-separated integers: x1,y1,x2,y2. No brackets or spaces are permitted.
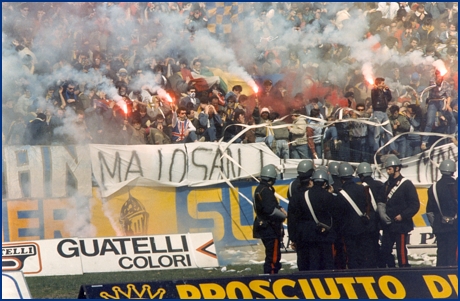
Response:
366,76,374,85
438,68,448,77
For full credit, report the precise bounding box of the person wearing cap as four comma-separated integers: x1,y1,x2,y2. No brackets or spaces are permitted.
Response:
253,164,287,274
378,155,420,268
421,70,457,151
335,162,374,269
290,168,337,271
253,105,275,149
117,68,130,85
287,160,315,270
23,111,48,145
426,159,458,267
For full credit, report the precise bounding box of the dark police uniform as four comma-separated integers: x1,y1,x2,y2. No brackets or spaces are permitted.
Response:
426,175,458,267
378,175,420,268
287,177,311,271
361,175,385,268
290,185,337,271
253,180,285,274
337,179,374,269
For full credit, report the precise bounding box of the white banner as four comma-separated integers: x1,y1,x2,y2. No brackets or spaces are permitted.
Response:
2,143,456,200
90,143,281,197
283,143,458,187
2,145,92,200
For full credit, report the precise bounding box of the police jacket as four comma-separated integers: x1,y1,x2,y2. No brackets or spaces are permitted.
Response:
253,180,285,239
360,177,383,233
371,88,392,112
336,179,368,237
331,175,342,192
383,175,420,233
287,177,311,244
426,175,458,234
361,176,385,203
288,185,336,244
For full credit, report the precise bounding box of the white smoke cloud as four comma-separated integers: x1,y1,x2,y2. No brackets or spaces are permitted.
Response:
64,194,98,238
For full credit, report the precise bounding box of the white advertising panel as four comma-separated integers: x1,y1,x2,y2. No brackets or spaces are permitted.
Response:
3,233,218,276
2,239,83,277
58,233,218,273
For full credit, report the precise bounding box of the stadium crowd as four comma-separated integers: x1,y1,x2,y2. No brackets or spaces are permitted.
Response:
2,2,458,163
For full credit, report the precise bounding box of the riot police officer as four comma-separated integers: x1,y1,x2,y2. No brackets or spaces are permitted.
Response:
336,162,373,269
378,155,420,268
426,159,458,267
253,164,287,274
287,160,314,270
356,162,382,268
290,168,336,270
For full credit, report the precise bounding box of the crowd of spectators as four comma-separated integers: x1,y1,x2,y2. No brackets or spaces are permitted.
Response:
2,2,458,163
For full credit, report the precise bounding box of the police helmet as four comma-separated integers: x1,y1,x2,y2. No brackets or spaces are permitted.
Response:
328,174,334,186
312,169,329,182
297,160,314,174
328,161,340,176
384,155,401,168
357,162,372,177
439,159,456,175
338,162,354,178
260,164,277,181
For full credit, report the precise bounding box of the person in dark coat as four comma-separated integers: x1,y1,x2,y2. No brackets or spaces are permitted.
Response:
378,155,420,268
287,160,314,271
253,164,287,274
426,159,458,267
327,161,346,269
336,162,374,269
290,168,336,271
223,109,247,143
23,112,48,145
370,77,397,155
357,162,383,268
